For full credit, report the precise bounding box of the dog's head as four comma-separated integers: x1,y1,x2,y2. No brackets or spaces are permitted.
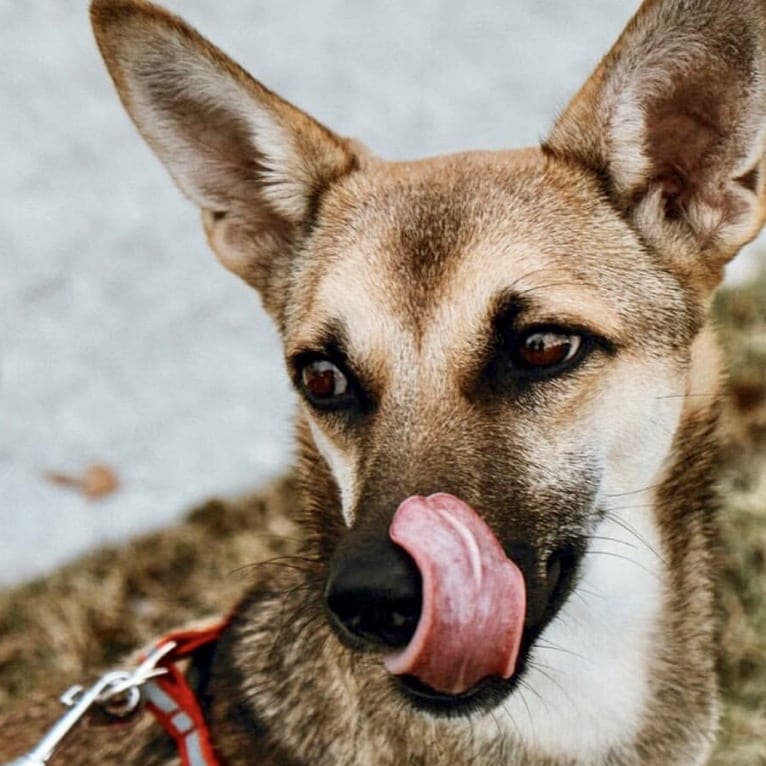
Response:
91,0,766,742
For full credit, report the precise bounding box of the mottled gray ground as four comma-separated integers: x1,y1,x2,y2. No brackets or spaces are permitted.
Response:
2,0,763,584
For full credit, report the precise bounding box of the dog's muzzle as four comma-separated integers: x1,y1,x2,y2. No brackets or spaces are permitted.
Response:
325,493,527,696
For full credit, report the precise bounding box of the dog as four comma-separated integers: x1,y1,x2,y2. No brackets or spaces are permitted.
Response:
2,0,765,763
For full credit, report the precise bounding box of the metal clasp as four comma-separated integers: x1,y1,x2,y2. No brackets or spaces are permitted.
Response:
3,641,176,766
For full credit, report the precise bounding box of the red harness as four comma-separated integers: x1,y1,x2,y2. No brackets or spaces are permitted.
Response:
141,620,228,766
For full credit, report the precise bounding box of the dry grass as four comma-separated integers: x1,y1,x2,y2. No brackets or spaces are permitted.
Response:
0,276,764,762
0,477,302,712
710,273,766,765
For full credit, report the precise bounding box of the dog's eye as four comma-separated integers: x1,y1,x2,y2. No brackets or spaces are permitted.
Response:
301,359,349,404
514,330,582,370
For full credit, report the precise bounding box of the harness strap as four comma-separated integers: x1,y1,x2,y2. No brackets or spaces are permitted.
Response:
141,621,228,766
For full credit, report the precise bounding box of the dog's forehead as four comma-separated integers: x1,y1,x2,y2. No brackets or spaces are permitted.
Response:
288,150,687,363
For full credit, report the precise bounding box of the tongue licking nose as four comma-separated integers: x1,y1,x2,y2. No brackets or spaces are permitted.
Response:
384,493,526,696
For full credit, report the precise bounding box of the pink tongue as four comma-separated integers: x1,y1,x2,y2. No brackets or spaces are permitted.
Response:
384,493,526,695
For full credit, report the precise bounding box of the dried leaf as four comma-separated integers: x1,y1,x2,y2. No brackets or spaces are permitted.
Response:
45,464,120,500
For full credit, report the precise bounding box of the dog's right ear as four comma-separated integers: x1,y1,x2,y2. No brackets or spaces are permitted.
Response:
90,0,363,321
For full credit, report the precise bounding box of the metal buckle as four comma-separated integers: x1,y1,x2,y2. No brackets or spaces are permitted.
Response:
3,641,177,766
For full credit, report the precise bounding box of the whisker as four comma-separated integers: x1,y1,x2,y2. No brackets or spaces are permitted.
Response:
601,511,666,564
495,694,522,740
585,549,662,579
569,588,594,608
229,553,322,578
515,683,540,752
534,640,588,662
514,280,589,299
518,677,547,715
601,502,654,512
587,534,639,550
603,482,664,499
503,266,573,294
575,584,607,601
526,661,573,706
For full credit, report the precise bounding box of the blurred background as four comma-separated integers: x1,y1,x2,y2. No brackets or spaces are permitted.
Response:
2,0,764,585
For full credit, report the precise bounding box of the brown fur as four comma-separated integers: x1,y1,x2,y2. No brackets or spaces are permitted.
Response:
4,0,766,763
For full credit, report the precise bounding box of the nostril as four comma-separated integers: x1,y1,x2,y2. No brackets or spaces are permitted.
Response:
325,542,422,649
327,590,421,648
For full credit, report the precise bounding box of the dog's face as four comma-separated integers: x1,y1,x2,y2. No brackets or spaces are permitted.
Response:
92,0,766,754
279,151,696,711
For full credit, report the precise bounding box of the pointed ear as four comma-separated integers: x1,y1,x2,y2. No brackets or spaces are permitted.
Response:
546,0,766,289
90,0,364,320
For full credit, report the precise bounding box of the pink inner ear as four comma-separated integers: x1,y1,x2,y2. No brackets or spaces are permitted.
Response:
647,103,719,218
641,59,760,223
384,493,526,696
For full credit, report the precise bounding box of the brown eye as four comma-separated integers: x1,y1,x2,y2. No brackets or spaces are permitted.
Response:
301,360,348,401
515,331,582,369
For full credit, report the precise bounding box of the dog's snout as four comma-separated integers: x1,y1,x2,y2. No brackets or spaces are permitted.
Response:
325,540,422,649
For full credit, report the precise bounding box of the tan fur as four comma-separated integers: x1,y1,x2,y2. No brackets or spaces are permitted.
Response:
4,0,765,763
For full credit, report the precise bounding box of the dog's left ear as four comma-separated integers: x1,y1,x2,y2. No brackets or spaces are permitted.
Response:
546,0,766,289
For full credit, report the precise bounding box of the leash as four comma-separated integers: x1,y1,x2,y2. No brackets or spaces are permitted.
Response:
4,619,227,766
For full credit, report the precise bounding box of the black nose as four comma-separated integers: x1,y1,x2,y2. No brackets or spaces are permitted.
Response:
325,538,422,649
